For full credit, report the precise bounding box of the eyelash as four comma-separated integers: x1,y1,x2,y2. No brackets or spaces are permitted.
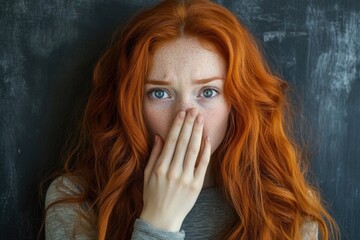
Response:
147,87,220,100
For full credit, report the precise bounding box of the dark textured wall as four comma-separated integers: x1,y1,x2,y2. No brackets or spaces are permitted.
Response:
1,0,359,239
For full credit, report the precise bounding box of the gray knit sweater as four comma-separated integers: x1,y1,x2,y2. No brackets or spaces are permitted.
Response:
45,176,318,239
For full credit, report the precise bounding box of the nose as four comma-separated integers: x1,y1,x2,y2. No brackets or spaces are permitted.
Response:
176,96,200,116
177,103,197,115
175,108,199,120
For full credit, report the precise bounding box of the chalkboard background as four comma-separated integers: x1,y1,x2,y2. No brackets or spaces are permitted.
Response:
1,0,359,239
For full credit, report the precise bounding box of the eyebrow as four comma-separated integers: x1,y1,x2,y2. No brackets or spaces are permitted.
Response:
145,77,224,85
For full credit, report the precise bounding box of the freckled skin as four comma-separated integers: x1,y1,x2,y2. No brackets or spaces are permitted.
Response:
142,36,231,157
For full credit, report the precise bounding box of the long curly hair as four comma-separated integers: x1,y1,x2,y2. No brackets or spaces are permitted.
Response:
44,0,339,239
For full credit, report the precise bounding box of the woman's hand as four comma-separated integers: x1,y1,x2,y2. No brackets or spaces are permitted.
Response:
139,108,211,232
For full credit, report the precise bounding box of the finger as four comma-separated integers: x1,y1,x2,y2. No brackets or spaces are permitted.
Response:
194,133,206,169
182,114,204,180
144,135,163,183
168,109,198,176
194,136,211,185
154,111,186,171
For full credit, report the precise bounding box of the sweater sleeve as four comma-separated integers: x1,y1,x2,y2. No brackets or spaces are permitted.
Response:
300,216,319,240
130,215,316,240
45,176,186,240
46,176,314,240
45,176,97,240
131,218,186,240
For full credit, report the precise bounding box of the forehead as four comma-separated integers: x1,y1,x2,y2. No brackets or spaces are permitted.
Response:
148,37,226,80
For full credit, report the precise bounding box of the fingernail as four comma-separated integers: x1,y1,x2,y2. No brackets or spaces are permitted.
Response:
206,136,210,142
154,135,158,142
179,111,186,119
197,115,204,124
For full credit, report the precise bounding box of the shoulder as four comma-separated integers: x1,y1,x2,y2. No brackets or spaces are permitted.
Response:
299,189,320,240
300,216,319,240
45,175,97,239
45,175,84,209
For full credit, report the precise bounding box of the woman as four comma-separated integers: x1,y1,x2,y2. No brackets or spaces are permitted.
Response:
44,0,338,239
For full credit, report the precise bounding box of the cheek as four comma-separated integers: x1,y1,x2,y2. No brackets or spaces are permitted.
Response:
143,100,231,151
203,113,228,139
143,107,172,140
201,107,230,153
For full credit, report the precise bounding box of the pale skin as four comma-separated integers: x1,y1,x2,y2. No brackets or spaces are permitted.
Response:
138,37,320,239
140,36,231,232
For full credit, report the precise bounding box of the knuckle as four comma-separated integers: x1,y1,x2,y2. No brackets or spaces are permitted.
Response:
167,170,181,181
187,146,199,156
180,175,192,185
154,166,167,176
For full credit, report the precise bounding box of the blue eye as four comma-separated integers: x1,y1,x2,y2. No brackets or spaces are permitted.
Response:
147,87,219,100
201,88,219,98
148,89,170,99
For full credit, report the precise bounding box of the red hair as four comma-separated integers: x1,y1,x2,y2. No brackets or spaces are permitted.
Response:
45,0,339,239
